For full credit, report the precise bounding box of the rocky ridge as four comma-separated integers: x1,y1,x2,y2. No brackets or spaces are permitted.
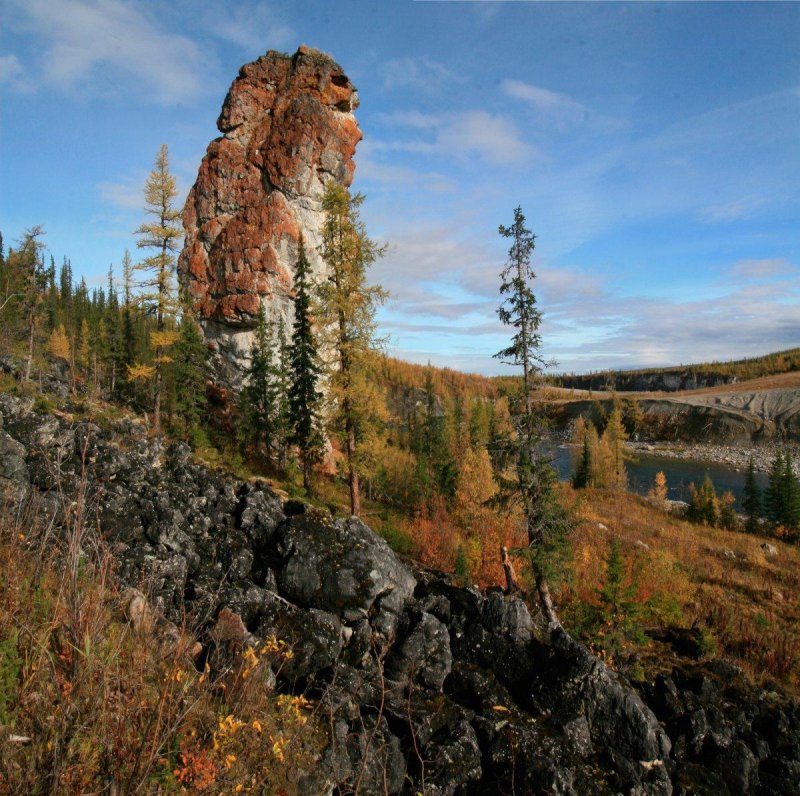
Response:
178,46,361,381
2,392,800,794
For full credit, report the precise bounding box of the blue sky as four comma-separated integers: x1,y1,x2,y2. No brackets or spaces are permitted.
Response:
1,0,798,375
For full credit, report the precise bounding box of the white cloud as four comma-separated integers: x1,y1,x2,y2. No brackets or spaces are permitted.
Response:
381,55,458,94
357,156,456,194
8,0,210,104
728,258,793,282
97,167,191,216
199,2,294,53
0,53,33,92
442,111,533,166
502,78,587,127
96,174,146,211
372,110,536,167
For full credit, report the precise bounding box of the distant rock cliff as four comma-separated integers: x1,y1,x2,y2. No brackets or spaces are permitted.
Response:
178,46,361,381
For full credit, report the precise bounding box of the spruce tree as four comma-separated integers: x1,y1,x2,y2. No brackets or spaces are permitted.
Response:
120,250,136,381
173,308,208,442
766,451,786,525
573,434,592,489
274,317,292,467
17,226,48,381
783,452,800,532
288,234,324,489
742,457,762,534
242,304,280,465
494,207,571,626
411,370,457,502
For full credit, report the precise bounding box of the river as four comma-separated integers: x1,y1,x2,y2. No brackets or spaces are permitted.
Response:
549,444,770,509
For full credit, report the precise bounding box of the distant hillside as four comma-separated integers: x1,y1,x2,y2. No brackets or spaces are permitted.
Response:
367,354,503,401
554,347,800,393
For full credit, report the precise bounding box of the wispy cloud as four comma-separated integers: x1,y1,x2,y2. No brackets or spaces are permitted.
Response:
373,110,536,167
381,55,459,94
728,258,793,282
698,196,766,224
0,53,33,92
357,150,456,194
198,1,294,53
7,0,210,104
96,174,146,212
97,168,191,216
502,78,587,127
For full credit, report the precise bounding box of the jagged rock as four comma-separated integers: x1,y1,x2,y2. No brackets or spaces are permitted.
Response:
0,429,29,501
538,628,672,772
179,46,361,381
385,611,452,690
276,514,416,644
256,591,343,682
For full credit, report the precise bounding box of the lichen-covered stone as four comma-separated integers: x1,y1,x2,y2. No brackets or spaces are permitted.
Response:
178,46,361,381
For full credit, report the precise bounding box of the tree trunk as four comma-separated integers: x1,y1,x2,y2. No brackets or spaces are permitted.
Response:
535,571,560,628
25,313,35,381
500,546,519,593
347,421,360,517
153,356,162,435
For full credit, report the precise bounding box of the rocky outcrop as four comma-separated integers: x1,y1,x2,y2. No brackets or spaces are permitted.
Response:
556,388,800,444
3,391,800,793
178,46,361,381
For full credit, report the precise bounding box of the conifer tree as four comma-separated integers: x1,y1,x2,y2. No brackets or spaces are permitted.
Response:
411,370,457,502
77,318,90,372
103,265,122,394
622,396,644,438
766,451,786,525
120,250,137,384
173,308,208,441
602,398,628,490
783,452,800,532
288,235,324,489
132,144,182,434
317,181,387,517
688,474,718,526
494,207,571,625
6,226,48,380
648,471,668,506
274,317,292,467
573,433,592,489
242,304,280,465
742,457,762,534
48,324,71,364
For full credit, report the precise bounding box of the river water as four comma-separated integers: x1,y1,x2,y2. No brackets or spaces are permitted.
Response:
549,445,769,509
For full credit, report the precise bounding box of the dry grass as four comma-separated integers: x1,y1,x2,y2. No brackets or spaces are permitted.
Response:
0,487,325,794
561,486,800,689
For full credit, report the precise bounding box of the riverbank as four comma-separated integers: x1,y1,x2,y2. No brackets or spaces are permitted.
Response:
627,439,800,476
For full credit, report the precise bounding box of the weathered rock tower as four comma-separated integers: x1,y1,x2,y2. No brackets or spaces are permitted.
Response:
178,46,361,381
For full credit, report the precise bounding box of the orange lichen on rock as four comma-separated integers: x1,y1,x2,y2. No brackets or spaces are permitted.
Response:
179,46,361,376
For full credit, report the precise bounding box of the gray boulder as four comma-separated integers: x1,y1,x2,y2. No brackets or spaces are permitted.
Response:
385,611,452,691
276,514,416,643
